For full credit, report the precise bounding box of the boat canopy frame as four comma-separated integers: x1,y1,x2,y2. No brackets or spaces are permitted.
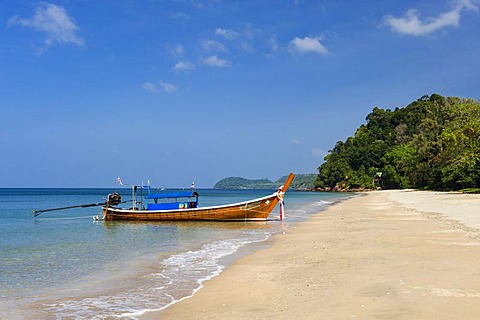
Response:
129,185,198,211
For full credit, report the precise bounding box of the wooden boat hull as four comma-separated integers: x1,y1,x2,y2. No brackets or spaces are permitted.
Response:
102,193,281,221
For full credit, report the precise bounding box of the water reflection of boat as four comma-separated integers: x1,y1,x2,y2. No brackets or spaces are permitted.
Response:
101,220,276,231
102,173,295,222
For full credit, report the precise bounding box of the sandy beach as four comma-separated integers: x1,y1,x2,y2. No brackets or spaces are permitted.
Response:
141,190,480,319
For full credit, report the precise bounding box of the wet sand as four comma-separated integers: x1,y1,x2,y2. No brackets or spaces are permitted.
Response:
141,190,480,319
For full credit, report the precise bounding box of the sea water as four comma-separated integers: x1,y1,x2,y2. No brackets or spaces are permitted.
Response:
0,188,352,319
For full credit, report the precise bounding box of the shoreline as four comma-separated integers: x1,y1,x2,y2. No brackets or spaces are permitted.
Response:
141,190,480,319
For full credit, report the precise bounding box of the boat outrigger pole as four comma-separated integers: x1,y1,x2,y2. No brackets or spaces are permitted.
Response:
32,193,124,217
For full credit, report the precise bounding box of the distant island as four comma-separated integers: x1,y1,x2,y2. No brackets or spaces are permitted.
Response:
213,174,316,190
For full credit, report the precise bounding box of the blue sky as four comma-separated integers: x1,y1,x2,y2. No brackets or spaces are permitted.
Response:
1,0,479,188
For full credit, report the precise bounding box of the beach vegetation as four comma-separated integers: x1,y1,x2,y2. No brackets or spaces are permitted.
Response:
315,94,480,191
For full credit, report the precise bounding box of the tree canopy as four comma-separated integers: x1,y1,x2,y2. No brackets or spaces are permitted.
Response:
315,94,480,191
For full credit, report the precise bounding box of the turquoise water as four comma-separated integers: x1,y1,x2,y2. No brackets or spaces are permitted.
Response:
0,188,352,319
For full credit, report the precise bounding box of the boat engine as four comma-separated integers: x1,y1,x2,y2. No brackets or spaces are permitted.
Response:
108,193,122,206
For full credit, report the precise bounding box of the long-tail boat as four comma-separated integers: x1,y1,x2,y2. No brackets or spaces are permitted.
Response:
101,173,295,221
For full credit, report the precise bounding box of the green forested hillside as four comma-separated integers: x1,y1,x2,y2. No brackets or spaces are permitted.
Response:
213,177,276,189
276,174,317,190
315,94,480,191
213,174,316,190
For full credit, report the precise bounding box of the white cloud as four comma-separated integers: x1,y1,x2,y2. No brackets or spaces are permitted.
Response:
384,0,478,36
215,28,239,40
171,11,190,21
142,81,178,93
171,44,185,58
239,41,254,54
201,55,232,67
8,2,84,51
173,61,196,72
291,139,301,145
269,37,279,53
289,36,328,55
200,39,226,52
265,37,279,59
159,81,178,93
142,82,157,92
187,0,221,10
215,27,256,54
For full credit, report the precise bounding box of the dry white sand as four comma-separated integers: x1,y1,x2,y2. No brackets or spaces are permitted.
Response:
141,190,480,319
